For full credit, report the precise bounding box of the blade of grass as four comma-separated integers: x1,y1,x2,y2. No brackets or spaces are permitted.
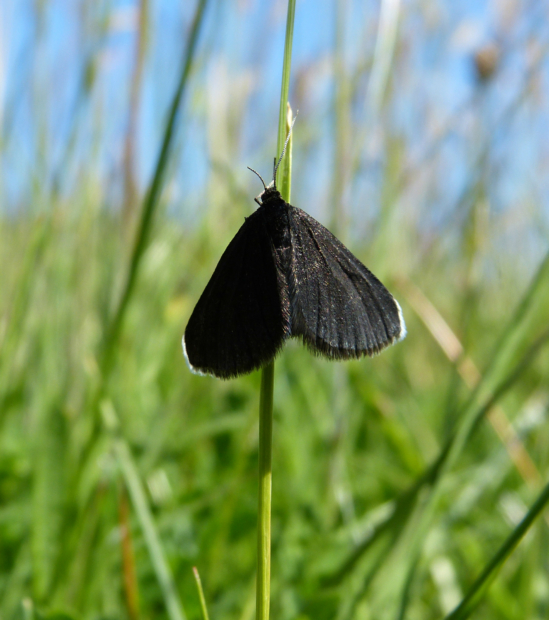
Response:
0,544,31,619
466,247,549,409
330,0,350,237
101,0,208,376
122,0,150,228
75,0,209,549
366,0,401,118
101,400,187,620
116,437,187,620
0,218,50,419
256,3,295,619
192,567,211,620
118,484,140,620
445,478,549,620
32,403,67,602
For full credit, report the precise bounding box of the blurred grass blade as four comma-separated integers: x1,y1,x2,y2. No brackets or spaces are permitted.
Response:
102,401,187,620
431,248,549,483
32,404,67,602
102,0,208,374
445,479,549,620
122,0,150,226
399,250,549,535
396,549,420,620
392,326,549,616
115,436,187,620
402,277,541,486
456,247,549,421
20,598,35,620
367,0,401,117
330,0,350,237
119,485,140,620
192,567,210,620
323,325,549,593
0,218,49,412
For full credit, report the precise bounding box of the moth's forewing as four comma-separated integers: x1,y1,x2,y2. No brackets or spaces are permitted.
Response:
184,207,290,379
286,206,405,358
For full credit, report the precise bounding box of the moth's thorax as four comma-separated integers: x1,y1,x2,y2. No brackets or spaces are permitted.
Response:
258,188,291,268
257,186,283,206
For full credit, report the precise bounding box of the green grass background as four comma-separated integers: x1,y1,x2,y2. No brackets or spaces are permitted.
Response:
1,2,549,619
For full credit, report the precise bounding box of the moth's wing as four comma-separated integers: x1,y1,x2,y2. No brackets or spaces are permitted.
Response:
287,206,406,358
183,209,290,379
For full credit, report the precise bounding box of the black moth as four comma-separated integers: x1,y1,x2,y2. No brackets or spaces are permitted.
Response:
183,146,406,379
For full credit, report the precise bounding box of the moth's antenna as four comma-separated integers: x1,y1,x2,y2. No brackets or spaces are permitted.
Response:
273,110,299,187
247,166,267,190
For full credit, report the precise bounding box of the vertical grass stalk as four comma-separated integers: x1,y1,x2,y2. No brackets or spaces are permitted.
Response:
256,2,295,619
192,567,211,620
256,361,274,620
276,1,296,173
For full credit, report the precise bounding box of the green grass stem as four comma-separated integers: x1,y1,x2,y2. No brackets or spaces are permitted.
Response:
256,361,274,620
275,0,296,203
192,567,210,620
256,3,295,619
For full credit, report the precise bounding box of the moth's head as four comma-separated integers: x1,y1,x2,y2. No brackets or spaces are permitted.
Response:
247,167,280,205
255,183,282,205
